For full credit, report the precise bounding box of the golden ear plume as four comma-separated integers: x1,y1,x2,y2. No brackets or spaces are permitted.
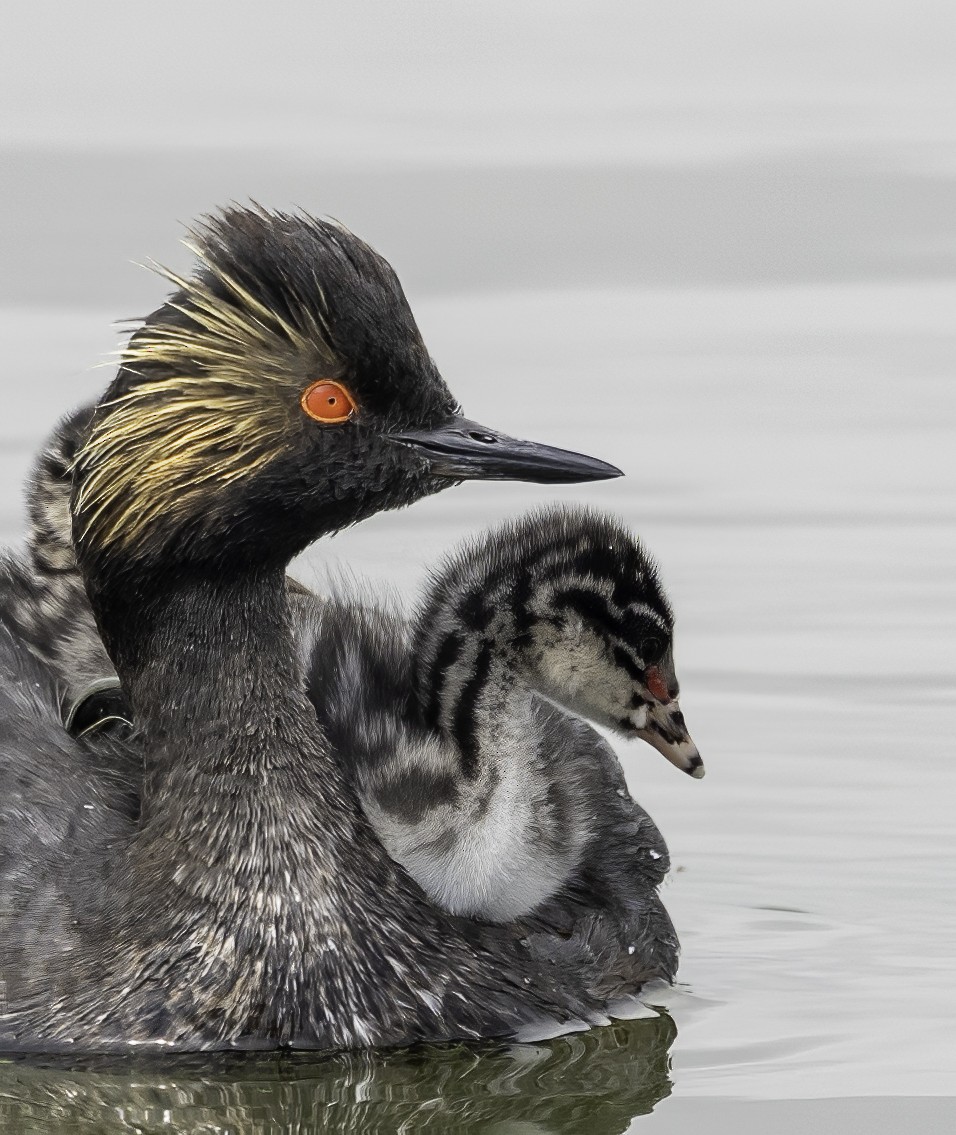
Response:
74,235,340,557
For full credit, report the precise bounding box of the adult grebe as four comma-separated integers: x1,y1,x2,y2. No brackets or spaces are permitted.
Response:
0,206,653,1052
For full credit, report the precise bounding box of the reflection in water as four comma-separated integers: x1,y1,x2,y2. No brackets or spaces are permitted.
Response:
0,1014,675,1134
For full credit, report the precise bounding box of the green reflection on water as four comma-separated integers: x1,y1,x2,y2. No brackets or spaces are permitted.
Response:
0,1013,675,1134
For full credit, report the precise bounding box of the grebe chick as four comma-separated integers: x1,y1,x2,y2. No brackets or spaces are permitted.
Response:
0,206,626,1052
308,506,700,924
0,406,113,708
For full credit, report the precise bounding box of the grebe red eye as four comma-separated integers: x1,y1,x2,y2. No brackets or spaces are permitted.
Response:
301,381,357,424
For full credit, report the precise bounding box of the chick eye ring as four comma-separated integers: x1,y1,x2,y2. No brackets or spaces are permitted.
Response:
645,666,671,703
301,380,357,424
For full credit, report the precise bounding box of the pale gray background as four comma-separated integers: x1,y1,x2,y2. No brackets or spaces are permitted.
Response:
1,2,954,1128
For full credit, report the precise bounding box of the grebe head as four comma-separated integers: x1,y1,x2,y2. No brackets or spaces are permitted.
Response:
72,206,620,577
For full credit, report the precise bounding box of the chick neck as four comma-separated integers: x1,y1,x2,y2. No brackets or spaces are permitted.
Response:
415,571,548,784
375,557,598,923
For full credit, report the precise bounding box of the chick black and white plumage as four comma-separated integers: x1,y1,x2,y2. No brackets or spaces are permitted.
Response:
0,406,113,708
304,509,697,980
0,206,660,1054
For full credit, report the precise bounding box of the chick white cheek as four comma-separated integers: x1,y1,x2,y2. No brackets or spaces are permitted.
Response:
532,623,633,724
628,703,649,730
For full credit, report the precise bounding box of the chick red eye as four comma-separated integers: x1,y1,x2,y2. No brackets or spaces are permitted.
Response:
301,380,357,424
